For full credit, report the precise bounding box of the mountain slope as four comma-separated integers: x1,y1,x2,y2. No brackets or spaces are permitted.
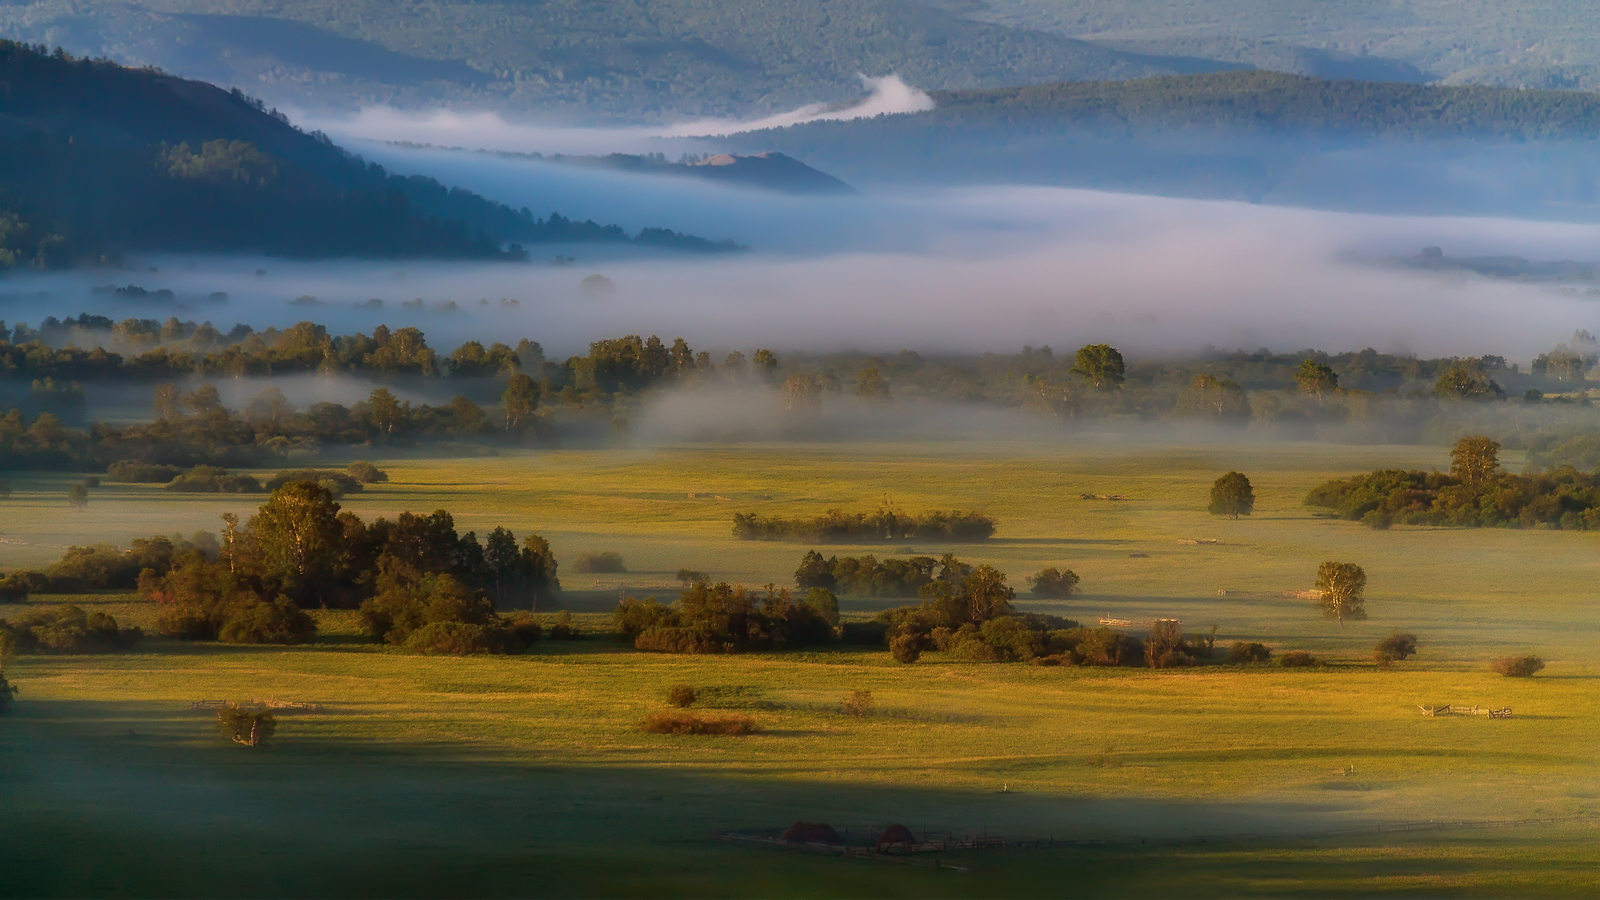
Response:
0,0,1239,119
721,71,1600,216
0,41,734,267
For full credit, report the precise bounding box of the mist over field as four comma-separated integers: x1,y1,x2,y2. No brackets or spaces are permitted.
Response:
7,165,1600,363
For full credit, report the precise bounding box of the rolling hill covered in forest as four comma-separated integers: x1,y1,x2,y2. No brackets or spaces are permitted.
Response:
0,41,734,269
721,71,1600,216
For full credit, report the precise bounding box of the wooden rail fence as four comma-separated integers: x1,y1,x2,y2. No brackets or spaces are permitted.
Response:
1420,704,1512,718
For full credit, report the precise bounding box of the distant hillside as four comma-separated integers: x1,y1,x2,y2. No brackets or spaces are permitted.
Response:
519,151,854,195
918,72,1600,139
0,0,1237,119
972,1,1600,92
0,41,736,269
723,72,1600,216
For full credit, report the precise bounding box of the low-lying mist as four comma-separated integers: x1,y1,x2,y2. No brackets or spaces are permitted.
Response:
6,177,1600,363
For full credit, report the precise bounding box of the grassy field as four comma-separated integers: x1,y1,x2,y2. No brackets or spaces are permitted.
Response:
3,439,1598,897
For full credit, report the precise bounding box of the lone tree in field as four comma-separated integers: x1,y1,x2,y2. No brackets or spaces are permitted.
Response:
216,707,276,747
1208,471,1255,519
67,484,88,511
1293,360,1338,398
0,671,15,715
1450,436,1501,486
782,373,822,413
502,373,540,431
1315,561,1368,626
1069,344,1125,389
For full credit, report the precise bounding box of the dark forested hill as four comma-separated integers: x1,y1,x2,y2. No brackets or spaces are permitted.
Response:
0,41,733,269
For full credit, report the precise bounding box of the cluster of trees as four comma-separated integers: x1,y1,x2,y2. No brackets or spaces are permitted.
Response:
734,509,996,542
0,481,562,653
1307,436,1600,529
0,604,143,654
613,582,838,654
131,481,559,626
796,551,973,597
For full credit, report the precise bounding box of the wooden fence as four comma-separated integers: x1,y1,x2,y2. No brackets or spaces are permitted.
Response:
1419,704,1511,718
191,699,322,711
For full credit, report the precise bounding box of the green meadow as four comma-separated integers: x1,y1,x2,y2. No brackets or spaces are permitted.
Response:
2,439,1597,897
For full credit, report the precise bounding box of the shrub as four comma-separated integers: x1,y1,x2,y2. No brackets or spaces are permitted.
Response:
503,614,542,648
841,689,874,718
1374,632,1419,667
216,707,276,746
403,622,508,655
166,465,262,493
614,597,671,639
640,710,758,735
676,568,709,585
550,610,583,640
0,671,14,715
0,576,29,603
889,632,924,664
1491,655,1546,677
265,469,363,498
1279,650,1318,668
345,461,389,484
1228,641,1272,664
107,461,184,483
571,551,627,574
0,629,14,667
82,476,100,488
1030,567,1081,598
667,684,696,708
216,597,317,645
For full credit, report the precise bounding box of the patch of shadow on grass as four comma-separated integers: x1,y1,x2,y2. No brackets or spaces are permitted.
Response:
986,538,1132,546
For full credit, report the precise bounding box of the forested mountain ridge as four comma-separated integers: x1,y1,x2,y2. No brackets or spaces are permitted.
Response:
0,0,1237,119
723,71,1600,215
918,72,1600,139
0,41,733,268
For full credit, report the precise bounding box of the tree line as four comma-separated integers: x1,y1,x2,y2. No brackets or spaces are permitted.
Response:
733,509,996,542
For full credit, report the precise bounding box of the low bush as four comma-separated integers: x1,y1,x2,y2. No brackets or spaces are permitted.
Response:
265,469,364,497
676,568,709,585
1228,641,1272,664
215,597,316,645
640,710,758,735
345,461,389,484
1029,567,1081,598
549,610,583,640
503,614,542,647
106,461,183,483
403,622,509,655
1491,655,1546,677
889,632,924,664
667,684,696,708
1279,650,1318,668
841,689,874,718
166,465,262,493
0,574,33,602
1374,632,1419,668
572,551,627,574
